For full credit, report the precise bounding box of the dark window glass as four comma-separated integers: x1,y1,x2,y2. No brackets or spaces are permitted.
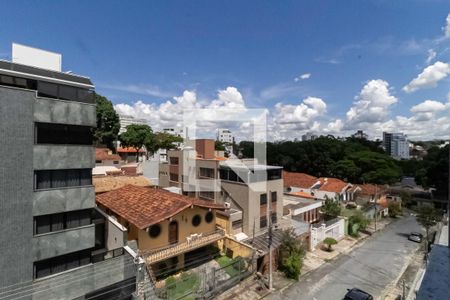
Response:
199,167,215,178
268,169,282,180
51,213,65,232
170,157,179,165
0,75,36,89
67,169,80,187
52,170,67,188
38,81,58,99
59,85,77,101
0,75,14,85
169,173,178,182
260,216,267,228
192,215,201,227
271,192,277,203
229,170,238,182
35,169,92,190
34,209,92,235
35,123,93,145
34,249,92,279
77,89,94,103
148,225,161,238
260,194,267,206
205,211,214,223
35,215,51,235
36,170,51,190
80,169,92,186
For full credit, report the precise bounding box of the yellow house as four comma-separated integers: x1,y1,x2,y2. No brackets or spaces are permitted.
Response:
96,185,226,277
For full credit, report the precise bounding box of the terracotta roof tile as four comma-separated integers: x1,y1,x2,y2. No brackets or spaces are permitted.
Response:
317,177,349,193
283,171,318,188
95,148,121,161
93,175,151,193
356,184,385,196
117,147,145,153
289,191,316,200
96,185,224,229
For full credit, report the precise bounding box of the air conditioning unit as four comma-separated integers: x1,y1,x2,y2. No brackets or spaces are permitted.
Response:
224,202,231,208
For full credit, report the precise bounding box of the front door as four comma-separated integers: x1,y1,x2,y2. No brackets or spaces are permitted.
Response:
169,221,178,244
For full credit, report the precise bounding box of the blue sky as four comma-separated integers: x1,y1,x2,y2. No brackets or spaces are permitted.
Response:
1,1,450,140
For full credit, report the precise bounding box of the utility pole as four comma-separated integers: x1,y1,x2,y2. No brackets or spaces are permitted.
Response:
374,185,378,232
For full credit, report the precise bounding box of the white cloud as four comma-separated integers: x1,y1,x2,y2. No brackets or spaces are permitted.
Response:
99,83,173,98
274,97,327,124
346,79,397,125
426,49,437,64
443,13,450,39
410,99,446,113
294,73,311,82
403,61,450,93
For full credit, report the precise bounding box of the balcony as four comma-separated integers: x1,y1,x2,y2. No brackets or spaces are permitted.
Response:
143,228,225,264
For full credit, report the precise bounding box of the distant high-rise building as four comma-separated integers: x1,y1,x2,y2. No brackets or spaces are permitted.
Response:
352,130,368,139
163,127,186,139
217,128,234,144
383,132,410,160
302,132,317,141
118,114,148,133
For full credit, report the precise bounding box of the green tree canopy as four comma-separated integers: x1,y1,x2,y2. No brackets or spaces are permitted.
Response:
416,206,442,250
388,202,402,218
215,140,226,151
323,237,337,252
151,132,183,153
119,124,154,162
321,196,341,221
94,94,120,150
279,228,305,280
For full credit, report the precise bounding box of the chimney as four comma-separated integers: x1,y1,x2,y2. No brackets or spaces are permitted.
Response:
195,139,215,159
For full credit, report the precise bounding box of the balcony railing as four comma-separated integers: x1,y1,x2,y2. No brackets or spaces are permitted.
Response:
143,228,225,265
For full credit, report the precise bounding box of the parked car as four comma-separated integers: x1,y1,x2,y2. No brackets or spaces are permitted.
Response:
408,232,423,243
344,288,374,300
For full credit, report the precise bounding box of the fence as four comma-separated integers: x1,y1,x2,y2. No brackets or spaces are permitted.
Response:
158,256,254,300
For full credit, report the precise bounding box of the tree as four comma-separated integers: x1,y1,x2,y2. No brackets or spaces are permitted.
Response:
215,140,226,151
119,124,154,162
323,237,337,252
321,196,341,221
388,202,402,218
279,228,305,280
152,132,183,152
348,210,370,236
416,206,442,251
94,94,120,150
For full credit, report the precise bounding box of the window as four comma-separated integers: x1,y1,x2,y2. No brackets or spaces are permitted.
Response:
38,81,59,99
260,194,267,206
148,225,161,238
34,249,91,279
199,167,215,178
34,209,92,235
192,215,201,227
59,85,77,101
199,191,215,200
37,81,95,103
0,75,37,89
271,191,277,203
35,123,93,145
35,169,92,190
260,215,267,228
170,157,179,165
169,173,178,182
267,169,282,180
205,211,214,223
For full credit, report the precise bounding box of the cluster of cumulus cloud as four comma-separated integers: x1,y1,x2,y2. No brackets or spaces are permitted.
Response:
114,14,450,141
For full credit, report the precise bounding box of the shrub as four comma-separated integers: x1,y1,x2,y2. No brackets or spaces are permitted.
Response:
282,252,302,280
323,237,337,252
388,202,402,218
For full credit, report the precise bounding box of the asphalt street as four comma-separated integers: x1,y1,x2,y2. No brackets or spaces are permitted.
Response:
268,215,423,300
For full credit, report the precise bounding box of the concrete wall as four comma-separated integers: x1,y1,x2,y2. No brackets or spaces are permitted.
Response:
0,87,34,287
218,238,254,259
33,145,94,170
32,224,95,261
33,186,95,216
34,97,96,126
134,206,217,251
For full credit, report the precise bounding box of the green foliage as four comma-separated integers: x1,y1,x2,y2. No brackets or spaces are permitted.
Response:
416,206,442,233
417,145,449,198
282,252,303,280
215,140,226,151
323,237,337,251
322,196,341,221
279,228,305,280
400,191,412,208
238,137,400,184
165,272,200,300
349,210,370,234
153,132,183,152
388,202,402,218
119,124,154,161
94,94,120,150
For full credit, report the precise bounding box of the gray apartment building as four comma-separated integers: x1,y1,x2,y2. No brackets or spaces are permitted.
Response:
0,47,134,299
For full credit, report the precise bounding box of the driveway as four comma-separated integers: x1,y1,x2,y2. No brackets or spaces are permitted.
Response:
268,215,423,300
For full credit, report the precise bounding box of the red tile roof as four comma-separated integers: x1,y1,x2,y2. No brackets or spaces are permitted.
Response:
117,147,145,153
96,185,225,229
317,177,350,193
283,171,318,188
96,148,121,161
357,184,385,196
